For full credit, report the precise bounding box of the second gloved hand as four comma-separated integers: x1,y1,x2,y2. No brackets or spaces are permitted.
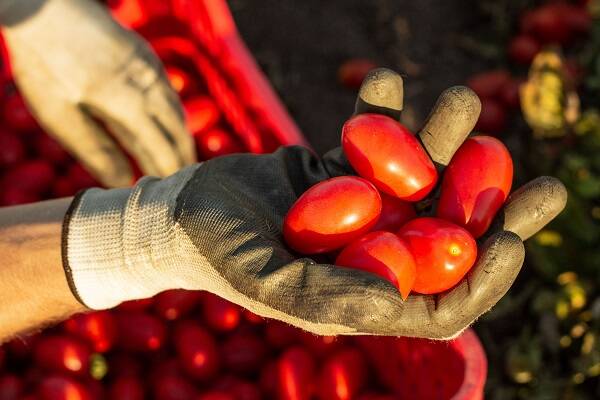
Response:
0,0,196,187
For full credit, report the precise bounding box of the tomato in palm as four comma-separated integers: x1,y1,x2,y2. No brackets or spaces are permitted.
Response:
284,176,382,254
342,114,437,201
371,193,416,232
335,231,416,299
437,136,513,238
397,218,477,294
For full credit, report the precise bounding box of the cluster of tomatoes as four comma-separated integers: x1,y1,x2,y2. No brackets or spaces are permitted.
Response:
469,0,591,135
284,113,513,298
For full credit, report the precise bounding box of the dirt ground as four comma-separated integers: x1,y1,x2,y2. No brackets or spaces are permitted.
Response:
230,0,489,154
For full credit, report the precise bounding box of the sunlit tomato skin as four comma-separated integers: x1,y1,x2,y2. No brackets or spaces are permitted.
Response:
466,70,511,99
342,114,437,201
437,136,513,238
63,311,116,353
115,312,166,352
335,231,416,299
371,193,416,232
318,348,368,400
283,176,382,254
173,321,220,381
202,293,241,332
154,289,203,321
37,375,93,400
337,59,377,89
33,336,91,376
196,128,243,160
398,218,477,294
276,347,315,400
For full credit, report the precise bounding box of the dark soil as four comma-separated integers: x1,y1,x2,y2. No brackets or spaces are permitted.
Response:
230,0,489,154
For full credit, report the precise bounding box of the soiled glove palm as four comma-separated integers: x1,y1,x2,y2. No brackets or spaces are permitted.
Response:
0,0,195,187
64,69,566,339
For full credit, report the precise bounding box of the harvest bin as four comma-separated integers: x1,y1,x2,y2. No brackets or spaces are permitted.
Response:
0,0,487,398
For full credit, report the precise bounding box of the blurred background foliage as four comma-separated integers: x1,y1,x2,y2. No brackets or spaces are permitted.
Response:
465,1,600,399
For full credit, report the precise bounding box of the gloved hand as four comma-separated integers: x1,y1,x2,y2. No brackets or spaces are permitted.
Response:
0,0,195,187
62,68,566,339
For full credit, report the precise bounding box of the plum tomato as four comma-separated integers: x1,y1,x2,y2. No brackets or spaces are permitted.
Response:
474,98,507,135
342,114,437,201
371,193,416,232
276,347,315,400
337,59,377,89
507,34,541,66
283,176,382,254
437,136,513,238
318,348,368,400
335,231,416,299
466,70,511,100
397,218,477,294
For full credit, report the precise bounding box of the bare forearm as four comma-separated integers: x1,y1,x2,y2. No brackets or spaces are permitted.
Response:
0,197,86,343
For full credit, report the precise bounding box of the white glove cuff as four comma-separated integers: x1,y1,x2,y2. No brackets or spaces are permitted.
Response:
63,166,199,310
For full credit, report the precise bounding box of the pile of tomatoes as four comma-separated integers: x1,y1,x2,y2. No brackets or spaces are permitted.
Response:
469,0,591,135
284,113,513,298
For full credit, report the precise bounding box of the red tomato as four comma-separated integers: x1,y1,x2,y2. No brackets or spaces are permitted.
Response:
0,187,39,206
284,176,382,254
34,134,70,164
0,375,23,400
342,114,437,200
1,160,55,194
33,336,91,376
318,348,368,400
67,164,99,191
115,312,166,352
259,361,278,398
499,78,524,110
337,59,377,89
116,298,153,312
106,353,143,378
297,333,345,358
173,321,220,381
525,4,571,45
277,347,315,400
63,311,116,353
0,131,25,168
154,289,203,321
398,218,477,294
2,94,38,132
185,97,220,134
357,394,395,400
37,375,93,400
474,98,507,135
196,391,234,400
108,376,145,400
214,377,261,400
265,321,300,349
507,34,540,65
437,136,513,238
52,177,77,198
153,375,198,400
466,70,511,99
0,347,4,369
196,128,244,160
202,294,241,332
221,331,267,375
242,309,264,325
335,231,416,299
166,66,195,98
371,193,416,232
